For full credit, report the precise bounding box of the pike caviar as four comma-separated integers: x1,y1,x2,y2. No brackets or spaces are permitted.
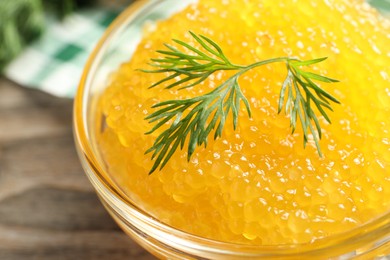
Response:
97,0,390,245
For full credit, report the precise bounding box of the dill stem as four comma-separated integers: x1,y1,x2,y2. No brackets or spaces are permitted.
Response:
143,32,339,173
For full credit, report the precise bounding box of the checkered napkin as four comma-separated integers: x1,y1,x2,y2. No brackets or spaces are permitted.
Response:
3,0,389,98
3,8,121,97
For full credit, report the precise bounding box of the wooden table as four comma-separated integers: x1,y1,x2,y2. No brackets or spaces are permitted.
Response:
0,78,155,259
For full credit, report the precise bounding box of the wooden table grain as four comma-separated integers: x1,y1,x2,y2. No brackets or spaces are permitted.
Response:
0,77,155,260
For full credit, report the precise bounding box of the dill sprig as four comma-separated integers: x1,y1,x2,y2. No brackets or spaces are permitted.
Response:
142,31,340,174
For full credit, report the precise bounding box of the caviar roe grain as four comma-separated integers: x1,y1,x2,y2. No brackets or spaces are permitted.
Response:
97,0,390,245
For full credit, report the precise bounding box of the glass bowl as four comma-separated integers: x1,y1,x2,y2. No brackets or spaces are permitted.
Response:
73,0,390,258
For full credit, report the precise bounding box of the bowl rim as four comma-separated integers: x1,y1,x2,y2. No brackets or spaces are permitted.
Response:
73,0,390,256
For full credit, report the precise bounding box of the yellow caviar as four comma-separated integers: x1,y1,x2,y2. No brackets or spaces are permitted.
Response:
97,0,390,245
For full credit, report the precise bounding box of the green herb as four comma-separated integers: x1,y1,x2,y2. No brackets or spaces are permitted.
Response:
142,31,340,174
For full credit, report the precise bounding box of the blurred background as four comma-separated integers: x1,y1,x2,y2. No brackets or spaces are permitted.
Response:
1,0,134,96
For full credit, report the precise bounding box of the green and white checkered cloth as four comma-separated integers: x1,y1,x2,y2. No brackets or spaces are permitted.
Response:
3,8,122,97
3,0,389,98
